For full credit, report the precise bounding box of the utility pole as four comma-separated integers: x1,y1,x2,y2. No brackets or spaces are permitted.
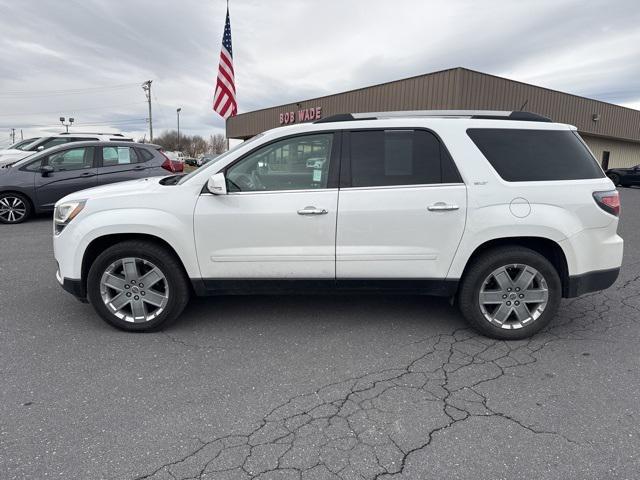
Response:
10,128,15,144
176,107,181,150
20,129,23,141
142,80,153,141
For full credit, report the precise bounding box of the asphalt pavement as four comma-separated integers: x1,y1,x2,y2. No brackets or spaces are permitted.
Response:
1,188,640,480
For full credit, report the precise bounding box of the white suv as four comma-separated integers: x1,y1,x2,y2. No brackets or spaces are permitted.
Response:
53,111,623,339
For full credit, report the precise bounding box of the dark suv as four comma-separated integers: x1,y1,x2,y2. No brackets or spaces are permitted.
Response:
0,141,183,224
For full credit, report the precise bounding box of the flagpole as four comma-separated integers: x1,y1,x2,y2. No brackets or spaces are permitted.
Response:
226,0,230,151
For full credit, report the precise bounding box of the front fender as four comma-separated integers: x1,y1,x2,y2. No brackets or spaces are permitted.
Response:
58,208,200,280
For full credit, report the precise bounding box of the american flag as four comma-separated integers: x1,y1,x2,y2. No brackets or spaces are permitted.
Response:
213,7,237,118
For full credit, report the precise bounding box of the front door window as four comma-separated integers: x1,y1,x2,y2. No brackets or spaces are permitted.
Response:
226,134,333,192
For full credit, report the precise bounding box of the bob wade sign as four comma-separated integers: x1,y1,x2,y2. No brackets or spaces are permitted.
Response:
279,107,322,125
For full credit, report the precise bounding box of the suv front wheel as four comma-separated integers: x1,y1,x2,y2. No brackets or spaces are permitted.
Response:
87,240,190,332
458,246,562,339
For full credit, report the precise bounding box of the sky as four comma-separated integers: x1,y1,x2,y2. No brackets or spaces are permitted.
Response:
0,0,638,148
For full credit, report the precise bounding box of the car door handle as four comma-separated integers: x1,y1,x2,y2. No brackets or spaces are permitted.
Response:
427,202,459,211
80,172,96,177
133,165,145,170
297,206,328,215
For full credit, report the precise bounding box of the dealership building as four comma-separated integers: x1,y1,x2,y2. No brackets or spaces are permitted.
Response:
227,67,640,169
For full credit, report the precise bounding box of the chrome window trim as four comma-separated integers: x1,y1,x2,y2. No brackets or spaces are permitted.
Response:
340,183,465,192
201,188,339,196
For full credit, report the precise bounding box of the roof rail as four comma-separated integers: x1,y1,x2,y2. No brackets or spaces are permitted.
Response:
314,110,552,123
59,132,129,136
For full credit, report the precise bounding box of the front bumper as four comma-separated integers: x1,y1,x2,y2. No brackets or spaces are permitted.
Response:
57,267,87,302
565,267,620,298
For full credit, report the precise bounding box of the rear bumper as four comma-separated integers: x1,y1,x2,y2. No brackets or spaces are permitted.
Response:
565,267,620,298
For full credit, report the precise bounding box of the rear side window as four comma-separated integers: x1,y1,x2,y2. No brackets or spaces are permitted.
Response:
101,146,140,166
467,129,604,182
349,129,461,187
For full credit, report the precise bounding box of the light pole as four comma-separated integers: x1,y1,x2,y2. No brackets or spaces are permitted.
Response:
59,117,74,133
176,107,182,151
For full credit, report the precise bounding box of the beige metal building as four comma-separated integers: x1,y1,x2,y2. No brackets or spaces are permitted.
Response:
227,67,640,169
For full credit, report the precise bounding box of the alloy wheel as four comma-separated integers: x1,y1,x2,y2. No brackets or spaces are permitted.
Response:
478,263,549,330
100,257,169,323
0,196,27,223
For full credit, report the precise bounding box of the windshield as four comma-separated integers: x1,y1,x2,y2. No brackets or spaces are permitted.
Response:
6,151,40,168
177,134,264,185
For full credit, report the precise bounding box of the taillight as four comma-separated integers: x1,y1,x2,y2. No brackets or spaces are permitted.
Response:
593,190,620,217
159,150,184,173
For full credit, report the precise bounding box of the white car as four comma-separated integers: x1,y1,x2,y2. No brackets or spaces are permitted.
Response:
53,110,623,339
0,132,133,167
0,137,41,156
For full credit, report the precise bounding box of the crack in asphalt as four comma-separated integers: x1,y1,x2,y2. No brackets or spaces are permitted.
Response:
134,268,639,480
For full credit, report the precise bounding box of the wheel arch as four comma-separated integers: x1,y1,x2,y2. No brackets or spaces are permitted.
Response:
458,237,571,297
81,233,192,296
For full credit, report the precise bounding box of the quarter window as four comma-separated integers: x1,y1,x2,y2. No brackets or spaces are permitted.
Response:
46,147,94,171
467,129,604,182
349,130,459,187
226,134,333,192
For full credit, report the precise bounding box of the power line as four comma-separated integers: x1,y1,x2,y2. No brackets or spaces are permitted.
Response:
0,118,148,129
0,101,148,117
0,82,142,98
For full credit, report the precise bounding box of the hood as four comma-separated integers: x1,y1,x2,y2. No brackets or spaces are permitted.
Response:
58,176,166,205
0,148,22,156
0,151,31,166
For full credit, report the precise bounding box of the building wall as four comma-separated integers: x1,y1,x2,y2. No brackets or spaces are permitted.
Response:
457,69,640,143
227,68,463,139
226,68,640,168
582,135,640,169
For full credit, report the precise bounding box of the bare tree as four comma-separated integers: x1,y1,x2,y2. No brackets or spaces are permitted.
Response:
153,130,227,157
209,133,227,154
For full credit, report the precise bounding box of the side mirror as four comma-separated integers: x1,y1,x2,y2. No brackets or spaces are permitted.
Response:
40,165,54,177
207,172,227,195
37,145,45,151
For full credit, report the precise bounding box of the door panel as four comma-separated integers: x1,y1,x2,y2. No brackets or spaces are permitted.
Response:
34,147,97,209
336,185,466,278
194,132,339,279
194,190,338,278
336,128,466,280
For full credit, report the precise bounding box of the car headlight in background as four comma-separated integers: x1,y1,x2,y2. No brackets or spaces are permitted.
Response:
54,199,86,234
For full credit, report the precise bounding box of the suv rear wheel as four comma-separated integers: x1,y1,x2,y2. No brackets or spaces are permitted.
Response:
458,246,561,339
87,240,190,332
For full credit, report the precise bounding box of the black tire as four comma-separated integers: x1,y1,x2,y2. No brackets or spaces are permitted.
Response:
87,240,190,332
0,192,32,224
458,246,562,340
607,173,620,186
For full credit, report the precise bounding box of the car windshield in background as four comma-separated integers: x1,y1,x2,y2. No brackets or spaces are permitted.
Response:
177,133,264,185
467,129,605,182
7,138,39,151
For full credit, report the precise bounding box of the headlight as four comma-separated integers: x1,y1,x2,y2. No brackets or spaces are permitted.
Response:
54,200,86,233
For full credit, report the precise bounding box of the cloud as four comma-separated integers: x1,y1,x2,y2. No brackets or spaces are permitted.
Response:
0,0,638,147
